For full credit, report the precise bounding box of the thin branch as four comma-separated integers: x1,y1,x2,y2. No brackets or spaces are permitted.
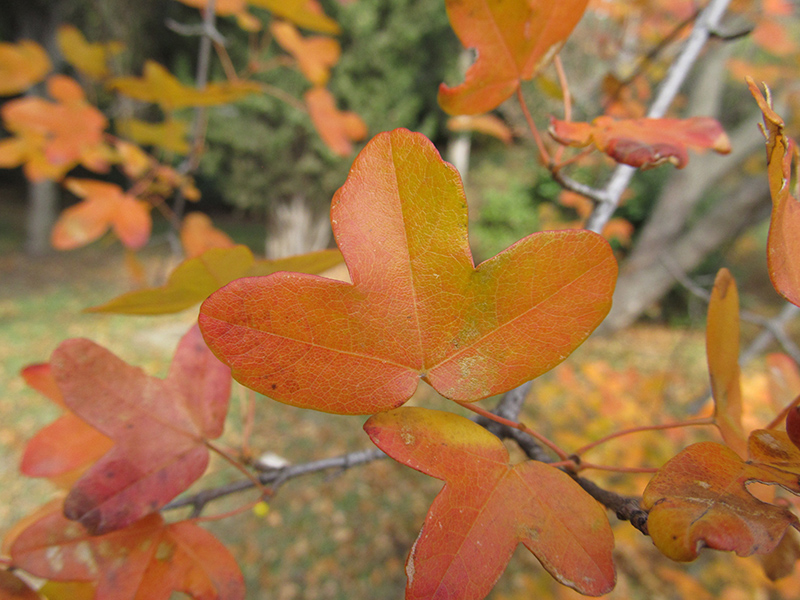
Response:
163,448,387,515
662,254,800,364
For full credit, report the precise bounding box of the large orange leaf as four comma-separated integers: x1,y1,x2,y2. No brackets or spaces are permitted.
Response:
56,25,124,80
0,75,111,181
20,364,114,486
51,179,151,250
199,129,617,415
109,61,261,111
248,0,340,34
87,245,344,315
50,325,231,534
748,78,800,307
10,505,244,600
271,21,340,86
642,441,800,562
365,407,616,598
305,86,367,156
549,116,731,169
438,0,590,115
0,40,51,96
706,268,747,457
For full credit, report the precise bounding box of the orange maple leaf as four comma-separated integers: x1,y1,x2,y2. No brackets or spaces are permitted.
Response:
0,75,112,181
305,86,367,156
199,129,617,415
438,0,590,115
10,502,244,600
271,21,340,86
366,407,616,598
51,178,152,251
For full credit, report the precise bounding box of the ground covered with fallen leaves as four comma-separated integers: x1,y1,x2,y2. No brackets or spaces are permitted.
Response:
1,231,798,600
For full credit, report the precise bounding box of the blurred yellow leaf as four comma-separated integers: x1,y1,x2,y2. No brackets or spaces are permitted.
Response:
56,25,124,79
0,39,51,96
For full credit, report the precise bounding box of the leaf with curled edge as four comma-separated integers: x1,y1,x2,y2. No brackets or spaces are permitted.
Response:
199,128,617,415
364,407,616,599
706,268,748,458
438,0,590,115
642,441,800,562
549,116,731,169
86,245,343,315
748,78,800,307
10,502,244,600
52,325,231,535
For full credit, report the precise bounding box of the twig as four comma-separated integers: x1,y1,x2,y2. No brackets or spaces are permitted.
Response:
163,447,387,515
662,254,800,364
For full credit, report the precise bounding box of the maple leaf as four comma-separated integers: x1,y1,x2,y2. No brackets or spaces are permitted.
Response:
248,0,340,34
438,0,590,115
446,114,513,144
20,364,114,486
56,25,124,80
87,245,344,315
50,325,231,534
271,21,340,86
706,268,747,457
51,178,152,250
748,78,800,308
116,116,190,154
10,502,244,600
305,87,367,156
108,61,261,111
642,441,800,562
0,39,51,96
549,116,732,170
365,407,616,598
0,75,112,181
199,129,617,415
181,213,236,258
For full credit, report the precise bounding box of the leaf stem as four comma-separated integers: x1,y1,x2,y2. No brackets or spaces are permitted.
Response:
456,399,570,461
552,55,571,166
205,440,272,503
766,393,800,430
573,417,714,457
516,87,551,166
